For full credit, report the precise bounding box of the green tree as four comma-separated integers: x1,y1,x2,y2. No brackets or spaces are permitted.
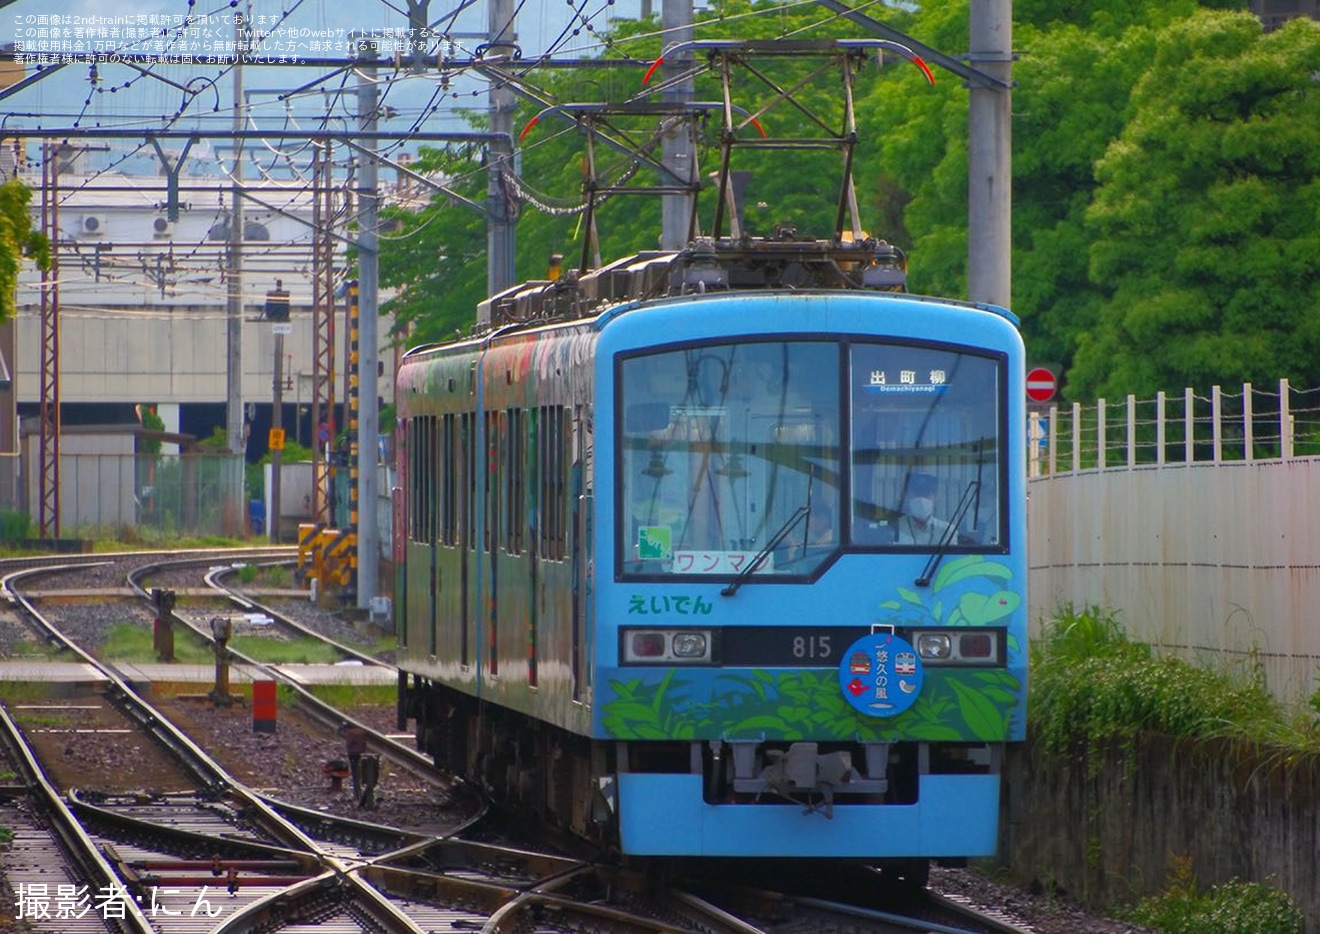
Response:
379,146,491,345
0,178,49,320
383,0,912,343
1074,12,1320,398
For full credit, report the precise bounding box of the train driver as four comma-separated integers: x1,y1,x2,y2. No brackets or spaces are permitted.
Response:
894,473,952,546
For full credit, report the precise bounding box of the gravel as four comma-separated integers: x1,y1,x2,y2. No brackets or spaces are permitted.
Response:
930,866,1157,934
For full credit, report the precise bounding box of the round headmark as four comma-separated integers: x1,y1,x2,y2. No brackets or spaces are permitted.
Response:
838,632,924,718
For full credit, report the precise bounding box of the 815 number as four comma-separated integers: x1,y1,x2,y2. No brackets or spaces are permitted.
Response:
792,635,832,660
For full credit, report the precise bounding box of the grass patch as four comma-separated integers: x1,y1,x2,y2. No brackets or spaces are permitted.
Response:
232,564,293,588
306,683,397,708
229,635,342,664
1030,606,1305,755
100,623,213,663
0,683,64,705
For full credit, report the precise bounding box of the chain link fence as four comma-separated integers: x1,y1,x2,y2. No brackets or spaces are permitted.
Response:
21,452,248,540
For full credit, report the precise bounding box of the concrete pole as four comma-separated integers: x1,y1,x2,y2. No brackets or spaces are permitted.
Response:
967,0,1012,308
486,0,517,293
660,0,694,251
355,43,381,608
226,9,247,462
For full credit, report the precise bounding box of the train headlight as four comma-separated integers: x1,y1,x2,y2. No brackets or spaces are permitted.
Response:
916,632,952,660
671,632,707,658
622,628,715,664
908,628,1005,666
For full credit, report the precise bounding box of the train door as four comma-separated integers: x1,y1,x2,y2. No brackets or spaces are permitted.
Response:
460,411,476,670
571,403,594,703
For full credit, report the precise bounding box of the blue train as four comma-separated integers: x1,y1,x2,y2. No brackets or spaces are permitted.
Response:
394,41,1026,876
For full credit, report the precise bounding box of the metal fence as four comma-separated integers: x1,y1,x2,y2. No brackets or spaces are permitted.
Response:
1028,380,1320,704
1029,379,1320,475
23,453,248,539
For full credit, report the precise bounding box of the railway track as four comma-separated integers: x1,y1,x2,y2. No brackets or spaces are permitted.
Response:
0,548,1048,933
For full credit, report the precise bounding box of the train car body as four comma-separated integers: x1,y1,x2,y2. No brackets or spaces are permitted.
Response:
395,238,1027,865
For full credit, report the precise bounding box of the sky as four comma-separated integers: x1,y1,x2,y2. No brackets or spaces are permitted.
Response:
3,0,651,175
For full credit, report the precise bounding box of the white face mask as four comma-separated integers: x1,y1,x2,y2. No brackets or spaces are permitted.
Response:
909,496,934,521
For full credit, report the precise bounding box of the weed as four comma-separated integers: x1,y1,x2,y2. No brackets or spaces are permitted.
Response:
1123,878,1303,934
101,623,212,663
307,683,397,708
229,635,341,664
1030,606,1293,755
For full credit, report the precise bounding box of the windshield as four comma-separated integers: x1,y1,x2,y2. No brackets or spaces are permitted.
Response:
619,341,841,577
849,344,1002,548
617,339,1004,579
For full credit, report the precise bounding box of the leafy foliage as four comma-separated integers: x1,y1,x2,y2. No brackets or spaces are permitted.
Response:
382,1,1320,403
1030,606,1294,754
0,510,33,542
0,178,48,322
1073,13,1320,399
1125,877,1304,934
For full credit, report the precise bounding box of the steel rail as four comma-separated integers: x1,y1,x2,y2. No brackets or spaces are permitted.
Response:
0,705,156,934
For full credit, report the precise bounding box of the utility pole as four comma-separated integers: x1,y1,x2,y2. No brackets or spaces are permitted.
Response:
659,0,694,250
486,0,517,293
966,0,1012,308
267,281,291,543
37,142,60,538
311,142,336,525
355,41,381,608
270,328,285,542
226,8,247,470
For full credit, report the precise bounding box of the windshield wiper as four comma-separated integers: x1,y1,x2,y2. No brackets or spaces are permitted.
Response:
721,505,809,597
915,480,980,587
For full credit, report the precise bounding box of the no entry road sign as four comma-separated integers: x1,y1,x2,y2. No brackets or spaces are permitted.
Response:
1026,367,1057,403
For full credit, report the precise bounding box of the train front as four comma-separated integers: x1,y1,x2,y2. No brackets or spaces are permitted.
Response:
591,290,1027,861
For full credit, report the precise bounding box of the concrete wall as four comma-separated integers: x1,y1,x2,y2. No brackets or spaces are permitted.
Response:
12,302,396,408
1029,457,1320,703
1005,735,1320,931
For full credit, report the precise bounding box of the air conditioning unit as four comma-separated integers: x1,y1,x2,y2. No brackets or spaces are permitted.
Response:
79,214,106,237
151,216,174,239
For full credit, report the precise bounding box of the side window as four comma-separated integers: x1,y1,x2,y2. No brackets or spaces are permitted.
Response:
537,405,567,560
505,407,524,555
441,414,457,545
461,412,476,549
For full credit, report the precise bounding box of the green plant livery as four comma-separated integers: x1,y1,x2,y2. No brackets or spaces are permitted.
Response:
601,556,1023,742
881,555,1020,628
602,667,1021,742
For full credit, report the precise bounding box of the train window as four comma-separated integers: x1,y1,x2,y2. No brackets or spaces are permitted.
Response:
506,407,524,555
462,412,477,549
485,411,501,553
441,414,457,545
537,405,568,560
428,415,438,543
848,344,1003,549
407,415,437,545
618,341,841,578
407,417,418,542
